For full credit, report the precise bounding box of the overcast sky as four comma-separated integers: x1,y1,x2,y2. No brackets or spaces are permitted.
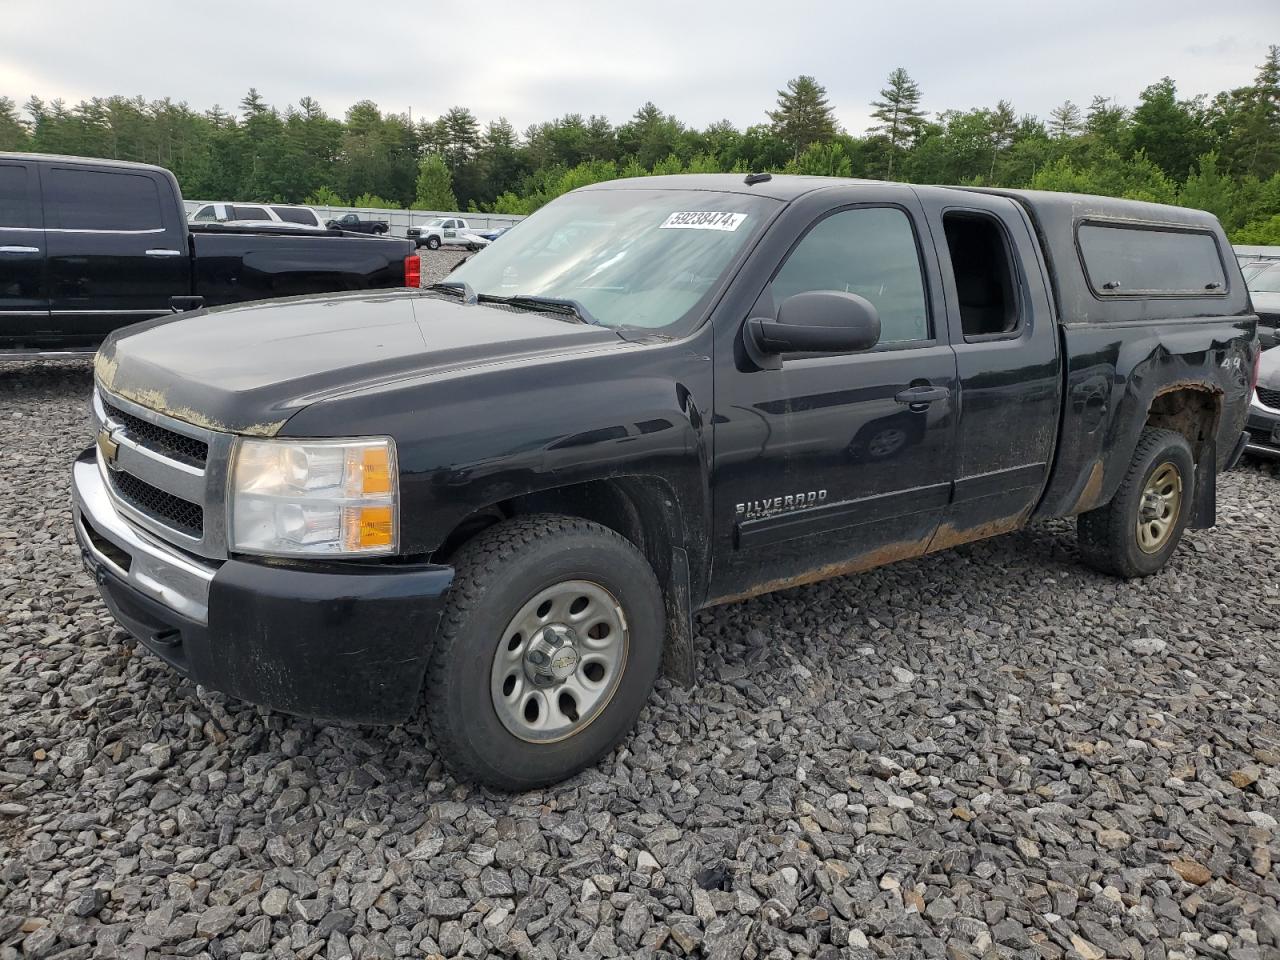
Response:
2,1,1277,134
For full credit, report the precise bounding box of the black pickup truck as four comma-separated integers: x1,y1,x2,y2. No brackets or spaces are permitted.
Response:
72,174,1259,789
326,212,390,235
0,153,418,357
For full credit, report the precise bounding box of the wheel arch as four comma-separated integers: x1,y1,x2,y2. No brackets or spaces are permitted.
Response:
430,474,701,685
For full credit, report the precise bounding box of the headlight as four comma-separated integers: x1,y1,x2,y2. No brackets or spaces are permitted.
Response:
230,438,398,557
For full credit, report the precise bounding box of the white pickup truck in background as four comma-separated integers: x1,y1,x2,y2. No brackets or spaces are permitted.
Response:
407,216,479,250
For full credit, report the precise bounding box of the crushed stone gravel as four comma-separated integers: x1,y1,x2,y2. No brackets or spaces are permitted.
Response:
1,355,1279,960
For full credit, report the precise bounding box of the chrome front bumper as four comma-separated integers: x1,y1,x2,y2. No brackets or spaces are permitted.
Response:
71,451,218,624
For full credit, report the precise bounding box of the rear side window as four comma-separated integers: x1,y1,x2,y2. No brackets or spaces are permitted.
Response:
1078,223,1226,296
0,164,32,228
231,205,271,221
772,206,930,343
46,168,164,231
271,206,318,226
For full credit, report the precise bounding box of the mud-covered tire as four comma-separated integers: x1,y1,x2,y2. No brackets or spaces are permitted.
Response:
425,235,441,250
423,514,664,790
1077,427,1195,578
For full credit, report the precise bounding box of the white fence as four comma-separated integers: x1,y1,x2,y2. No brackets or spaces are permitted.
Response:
183,201,525,238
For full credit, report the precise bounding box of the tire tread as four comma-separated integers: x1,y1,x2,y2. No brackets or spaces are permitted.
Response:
424,514,660,788
1077,427,1192,578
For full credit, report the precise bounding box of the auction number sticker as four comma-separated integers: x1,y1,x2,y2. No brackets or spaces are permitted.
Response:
660,211,748,231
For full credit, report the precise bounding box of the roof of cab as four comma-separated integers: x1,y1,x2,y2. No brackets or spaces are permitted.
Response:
584,173,1221,230
582,173,902,202
0,152,173,175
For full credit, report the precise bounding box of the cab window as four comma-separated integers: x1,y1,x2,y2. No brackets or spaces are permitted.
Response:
46,168,164,231
772,206,930,343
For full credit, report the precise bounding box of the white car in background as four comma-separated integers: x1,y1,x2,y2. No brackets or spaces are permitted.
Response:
188,202,327,230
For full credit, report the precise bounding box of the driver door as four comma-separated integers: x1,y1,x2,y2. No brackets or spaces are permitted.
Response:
708,196,958,602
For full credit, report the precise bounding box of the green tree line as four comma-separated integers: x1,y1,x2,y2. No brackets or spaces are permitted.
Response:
3,47,1279,242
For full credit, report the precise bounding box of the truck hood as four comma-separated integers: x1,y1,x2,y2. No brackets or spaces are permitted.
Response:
95,289,625,435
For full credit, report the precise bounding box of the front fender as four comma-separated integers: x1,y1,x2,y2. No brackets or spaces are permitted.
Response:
278,336,715,573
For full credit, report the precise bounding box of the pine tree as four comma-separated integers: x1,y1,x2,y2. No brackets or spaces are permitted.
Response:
1220,46,1280,179
870,68,925,177
1085,96,1129,153
0,97,30,150
484,117,517,151
989,100,1017,180
415,154,458,210
767,75,838,161
441,106,480,171
240,88,268,119
1048,101,1083,138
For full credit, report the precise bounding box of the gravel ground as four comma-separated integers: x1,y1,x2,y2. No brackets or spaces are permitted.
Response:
420,248,468,286
2,356,1280,960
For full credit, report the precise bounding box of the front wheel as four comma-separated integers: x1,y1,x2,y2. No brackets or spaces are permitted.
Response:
426,235,441,250
423,515,664,790
1077,427,1195,578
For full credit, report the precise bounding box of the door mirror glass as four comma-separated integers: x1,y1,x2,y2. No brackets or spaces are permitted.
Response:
745,290,881,367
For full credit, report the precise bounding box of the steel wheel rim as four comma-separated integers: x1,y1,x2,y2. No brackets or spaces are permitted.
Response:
1136,461,1182,554
490,580,628,743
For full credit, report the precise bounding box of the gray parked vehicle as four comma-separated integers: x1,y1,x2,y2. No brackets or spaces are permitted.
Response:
1247,261,1280,349
1247,347,1280,458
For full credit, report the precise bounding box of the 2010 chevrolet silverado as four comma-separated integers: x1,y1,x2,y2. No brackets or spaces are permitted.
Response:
72,174,1260,789
0,153,418,358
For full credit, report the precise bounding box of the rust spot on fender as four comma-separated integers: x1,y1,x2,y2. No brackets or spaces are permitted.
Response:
1152,379,1221,399
1071,460,1105,515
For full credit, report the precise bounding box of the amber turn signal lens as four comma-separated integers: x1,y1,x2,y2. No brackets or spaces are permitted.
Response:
358,506,394,549
361,446,392,494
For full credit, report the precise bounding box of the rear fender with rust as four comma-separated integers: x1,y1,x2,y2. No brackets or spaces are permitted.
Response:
1032,318,1256,520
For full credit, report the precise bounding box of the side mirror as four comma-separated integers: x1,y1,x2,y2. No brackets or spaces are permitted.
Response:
745,290,881,368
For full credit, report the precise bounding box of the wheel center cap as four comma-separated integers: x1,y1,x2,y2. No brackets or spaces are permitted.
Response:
524,624,580,685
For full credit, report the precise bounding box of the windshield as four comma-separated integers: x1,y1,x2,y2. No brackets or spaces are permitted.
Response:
1250,262,1280,293
427,217,447,227
444,188,778,331
1242,261,1271,282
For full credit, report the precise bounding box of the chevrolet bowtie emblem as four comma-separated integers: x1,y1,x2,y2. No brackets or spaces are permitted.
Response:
97,428,120,468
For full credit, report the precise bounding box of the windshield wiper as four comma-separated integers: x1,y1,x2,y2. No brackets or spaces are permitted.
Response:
482,294,600,326
427,280,477,304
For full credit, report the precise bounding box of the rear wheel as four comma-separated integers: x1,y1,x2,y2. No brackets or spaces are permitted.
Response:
423,515,664,790
1077,427,1194,578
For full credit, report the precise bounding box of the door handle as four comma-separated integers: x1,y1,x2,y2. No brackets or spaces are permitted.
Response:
145,248,183,257
0,245,40,254
895,385,950,408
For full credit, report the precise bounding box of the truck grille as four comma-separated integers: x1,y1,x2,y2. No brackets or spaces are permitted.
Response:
108,470,204,538
104,401,209,466
1258,387,1280,410
93,388,232,559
